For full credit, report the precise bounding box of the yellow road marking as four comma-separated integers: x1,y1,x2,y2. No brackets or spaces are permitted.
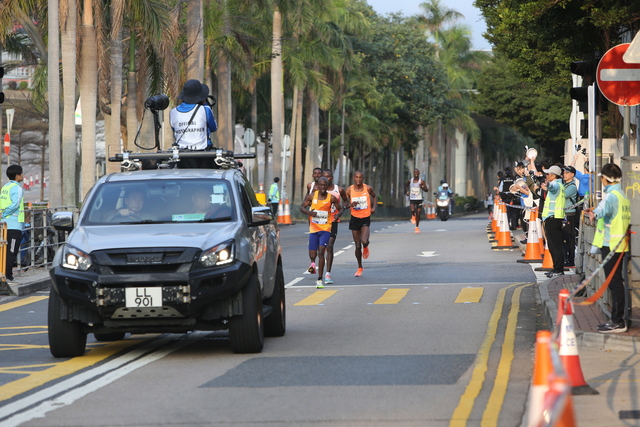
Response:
0,339,143,402
293,290,339,306
0,344,49,351
0,296,48,312
374,288,409,304
0,331,48,337
481,284,531,426
0,326,47,330
449,283,525,427
455,287,484,303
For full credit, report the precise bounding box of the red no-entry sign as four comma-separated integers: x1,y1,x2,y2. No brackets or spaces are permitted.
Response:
597,43,640,106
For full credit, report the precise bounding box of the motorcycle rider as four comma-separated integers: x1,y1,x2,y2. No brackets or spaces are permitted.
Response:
437,180,454,215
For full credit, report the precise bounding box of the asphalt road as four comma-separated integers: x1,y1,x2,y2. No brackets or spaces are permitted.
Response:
0,212,540,426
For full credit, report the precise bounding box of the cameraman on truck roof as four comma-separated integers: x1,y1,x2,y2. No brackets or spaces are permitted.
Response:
169,79,218,168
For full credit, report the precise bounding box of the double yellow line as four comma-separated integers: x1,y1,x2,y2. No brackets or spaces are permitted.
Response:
450,282,532,427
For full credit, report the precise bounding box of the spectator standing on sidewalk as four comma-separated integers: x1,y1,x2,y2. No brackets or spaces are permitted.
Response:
584,163,631,333
541,165,566,278
0,165,25,284
485,194,494,220
562,165,578,268
268,177,280,218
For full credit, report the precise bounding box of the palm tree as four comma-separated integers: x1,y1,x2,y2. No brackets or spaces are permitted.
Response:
60,0,77,206
79,0,98,198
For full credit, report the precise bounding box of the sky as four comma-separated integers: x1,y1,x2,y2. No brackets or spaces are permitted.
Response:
366,0,491,51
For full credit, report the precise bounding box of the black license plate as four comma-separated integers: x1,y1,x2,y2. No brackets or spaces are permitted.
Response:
126,253,163,264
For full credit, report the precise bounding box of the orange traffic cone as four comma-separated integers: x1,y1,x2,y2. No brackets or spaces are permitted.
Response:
491,199,499,233
527,330,553,427
535,241,555,271
542,373,577,427
282,199,292,225
277,200,284,224
492,202,517,249
518,208,543,263
556,289,599,395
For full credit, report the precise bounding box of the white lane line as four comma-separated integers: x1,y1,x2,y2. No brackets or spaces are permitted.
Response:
0,332,208,425
343,245,353,250
288,282,506,288
334,250,345,256
285,277,305,288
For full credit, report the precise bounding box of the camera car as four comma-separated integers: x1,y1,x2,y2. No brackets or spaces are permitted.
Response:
48,148,284,357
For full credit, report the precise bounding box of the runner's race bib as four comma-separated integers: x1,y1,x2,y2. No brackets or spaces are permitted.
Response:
352,196,368,211
410,187,421,200
312,210,329,224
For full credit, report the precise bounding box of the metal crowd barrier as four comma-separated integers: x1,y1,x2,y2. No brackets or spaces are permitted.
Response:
0,204,78,280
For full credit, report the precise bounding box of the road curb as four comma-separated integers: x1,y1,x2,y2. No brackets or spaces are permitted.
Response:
539,277,638,352
9,277,51,296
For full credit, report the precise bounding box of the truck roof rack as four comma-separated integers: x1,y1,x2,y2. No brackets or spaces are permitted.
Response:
109,147,256,172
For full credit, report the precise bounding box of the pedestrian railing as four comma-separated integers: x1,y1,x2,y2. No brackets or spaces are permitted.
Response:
0,204,78,279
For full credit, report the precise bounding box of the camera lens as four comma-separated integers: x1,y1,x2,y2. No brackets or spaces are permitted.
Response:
144,94,169,111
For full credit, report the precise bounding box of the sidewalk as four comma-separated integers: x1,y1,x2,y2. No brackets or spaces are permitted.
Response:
0,267,51,296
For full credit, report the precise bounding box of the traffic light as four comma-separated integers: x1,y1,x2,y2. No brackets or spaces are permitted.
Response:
0,66,4,104
569,60,607,113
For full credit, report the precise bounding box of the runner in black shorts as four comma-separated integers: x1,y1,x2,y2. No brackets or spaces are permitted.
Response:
406,168,428,233
346,171,377,277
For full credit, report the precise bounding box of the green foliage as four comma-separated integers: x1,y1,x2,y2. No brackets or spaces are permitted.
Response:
355,14,452,130
474,54,570,159
475,0,640,90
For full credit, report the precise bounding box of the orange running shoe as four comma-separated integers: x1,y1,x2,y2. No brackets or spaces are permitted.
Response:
415,227,420,234
410,216,415,224
363,246,370,259
354,268,363,277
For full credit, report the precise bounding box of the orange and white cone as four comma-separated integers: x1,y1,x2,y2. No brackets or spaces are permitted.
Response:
282,199,292,225
277,200,284,224
527,330,553,427
534,241,555,271
542,373,577,427
493,202,517,249
556,289,599,395
518,208,543,263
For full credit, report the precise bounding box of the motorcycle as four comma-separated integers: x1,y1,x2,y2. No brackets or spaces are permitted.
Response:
435,190,451,221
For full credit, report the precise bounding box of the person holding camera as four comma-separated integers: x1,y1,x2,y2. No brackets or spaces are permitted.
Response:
169,79,218,168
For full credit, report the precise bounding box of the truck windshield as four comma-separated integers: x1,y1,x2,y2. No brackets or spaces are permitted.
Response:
83,179,235,225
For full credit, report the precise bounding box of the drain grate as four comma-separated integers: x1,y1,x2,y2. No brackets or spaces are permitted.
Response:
619,410,640,419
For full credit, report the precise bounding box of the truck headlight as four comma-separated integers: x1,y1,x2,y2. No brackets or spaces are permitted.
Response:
200,241,235,267
61,245,92,271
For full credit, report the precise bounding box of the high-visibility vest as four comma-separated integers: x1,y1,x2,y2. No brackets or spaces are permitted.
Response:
542,182,565,219
592,190,630,252
0,182,24,223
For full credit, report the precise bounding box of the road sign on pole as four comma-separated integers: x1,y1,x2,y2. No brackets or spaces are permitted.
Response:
597,43,640,106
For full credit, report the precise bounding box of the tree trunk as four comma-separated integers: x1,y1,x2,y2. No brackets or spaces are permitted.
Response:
294,89,304,205
217,52,232,150
107,20,123,174
270,9,283,191
250,83,258,189
61,0,77,206
126,32,137,151
186,0,204,80
80,0,98,198
47,0,62,206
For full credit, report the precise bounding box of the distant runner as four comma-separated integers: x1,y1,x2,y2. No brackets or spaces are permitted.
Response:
406,169,428,233
345,170,377,277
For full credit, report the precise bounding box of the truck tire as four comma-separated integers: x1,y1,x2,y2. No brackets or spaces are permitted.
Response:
48,289,87,358
229,274,264,353
264,263,286,337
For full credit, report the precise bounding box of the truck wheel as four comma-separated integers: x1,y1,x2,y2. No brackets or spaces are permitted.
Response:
229,274,264,353
94,332,126,341
265,263,286,337
48,289,87,358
